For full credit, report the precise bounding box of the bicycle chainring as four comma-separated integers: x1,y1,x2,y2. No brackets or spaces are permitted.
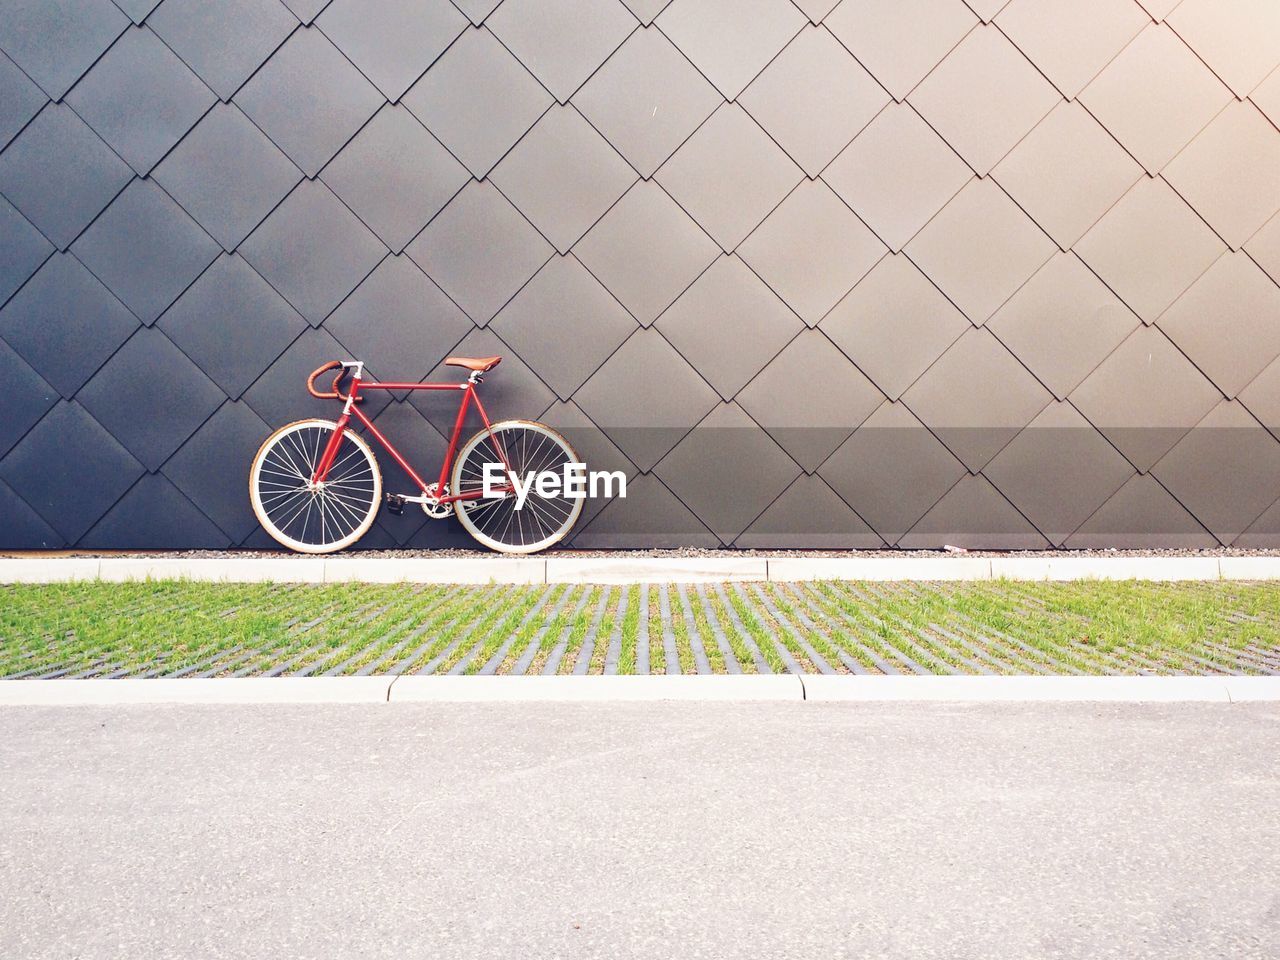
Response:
421,483,454,519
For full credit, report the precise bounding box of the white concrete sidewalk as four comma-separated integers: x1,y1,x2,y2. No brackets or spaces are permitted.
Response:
2,554,1278,584
2,675,1278,705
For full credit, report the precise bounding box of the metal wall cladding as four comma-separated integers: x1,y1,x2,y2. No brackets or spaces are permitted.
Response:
2,0,1280,551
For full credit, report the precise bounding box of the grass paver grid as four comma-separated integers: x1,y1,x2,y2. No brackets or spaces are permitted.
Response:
2,581,1280,677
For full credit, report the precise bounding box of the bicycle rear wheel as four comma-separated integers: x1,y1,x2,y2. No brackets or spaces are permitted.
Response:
249,419,381,553
451,420,582,554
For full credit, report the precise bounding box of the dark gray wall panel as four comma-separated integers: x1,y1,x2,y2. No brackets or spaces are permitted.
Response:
2,1,1280,550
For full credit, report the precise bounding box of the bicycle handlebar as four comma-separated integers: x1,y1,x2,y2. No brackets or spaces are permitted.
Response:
306,361,361,402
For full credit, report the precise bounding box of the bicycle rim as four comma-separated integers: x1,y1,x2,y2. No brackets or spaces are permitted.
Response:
249,419,381,554
451,420,583,554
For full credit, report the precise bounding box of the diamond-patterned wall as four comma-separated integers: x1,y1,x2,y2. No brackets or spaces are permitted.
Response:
3,0,1280,551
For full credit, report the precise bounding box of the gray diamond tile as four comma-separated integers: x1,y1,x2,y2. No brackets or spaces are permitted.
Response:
316,0,466,101
1152,400,1280,544
489,254,636,400
242,325,391,425
0,103,132,250
822,102,971,253
996,0,1147,98
1070,325,1222,472
1247,210,1280,286
0,400,142,543
1157,253,1280,399
906,178,1055,325
739,25,889,178
792,0,840,22
490,105,637,253
148,0,300,101
234,26,384,177
405,179,552,325
0,252,139,396
239,180,386,325
1065,474,1216,550
821,254,968,401
402,26,551,179
1131,0,1179,16
152,102,302,250
325,254,471,383
574,180,718,326
826,0,978,102
157,253,306,398
1168,0,1280,98
0,0,129,100
963,0,1012,20
409,327,555,436
0,477,63,549
574,328,718,471
1240,355,1280,440
902,327,1052,472
654,401,801,543
539,399,637,531
279,0,331,24
451,0,501,25
992,101,1143,250
824,256,962,401
736,473,883,549
619,0,671,25
655,254,803,400
0,50,46,150
1255,65,1280,130
1079,24,1233,174
1076,177,1227,323
1164,101,1280,251
488,0,636,102
66,25,216,175
111,0,163,24
737,329,884,472
72,177,220,324
908,24,1060,176
739,179,885,326
81,472,229,549
0,194,53,306
572,472,718,548
655,0,805,100
987,253,1138,400
1236,497,1280,549
818,400,967,544
78,327,224,469
320,104,468,253
0,337,57,459
985,401,1135,545
899,474,1049,550
655,103,802,251
572,25,721,179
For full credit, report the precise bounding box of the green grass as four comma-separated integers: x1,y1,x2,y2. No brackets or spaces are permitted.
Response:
1,580,1279,677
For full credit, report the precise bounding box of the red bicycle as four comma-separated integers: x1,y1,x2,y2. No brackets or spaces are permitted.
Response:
249,357,582,554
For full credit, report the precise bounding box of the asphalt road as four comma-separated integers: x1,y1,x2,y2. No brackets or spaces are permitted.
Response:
1,702,1277,959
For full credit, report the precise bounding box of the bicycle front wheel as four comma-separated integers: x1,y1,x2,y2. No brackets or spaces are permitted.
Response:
451,420,583,554
249,419,382,554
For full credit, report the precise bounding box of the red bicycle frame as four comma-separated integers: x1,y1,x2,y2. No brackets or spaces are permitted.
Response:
309,364,514,504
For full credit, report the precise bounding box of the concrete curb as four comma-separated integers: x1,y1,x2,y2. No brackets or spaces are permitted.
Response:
389,674,803,701
5,556,1280,584
0,677,393,705
545,558,769,583
2,676,1278,705
801,676,1246,702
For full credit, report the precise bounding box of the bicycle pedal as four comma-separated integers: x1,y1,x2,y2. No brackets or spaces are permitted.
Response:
384,493,406,516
